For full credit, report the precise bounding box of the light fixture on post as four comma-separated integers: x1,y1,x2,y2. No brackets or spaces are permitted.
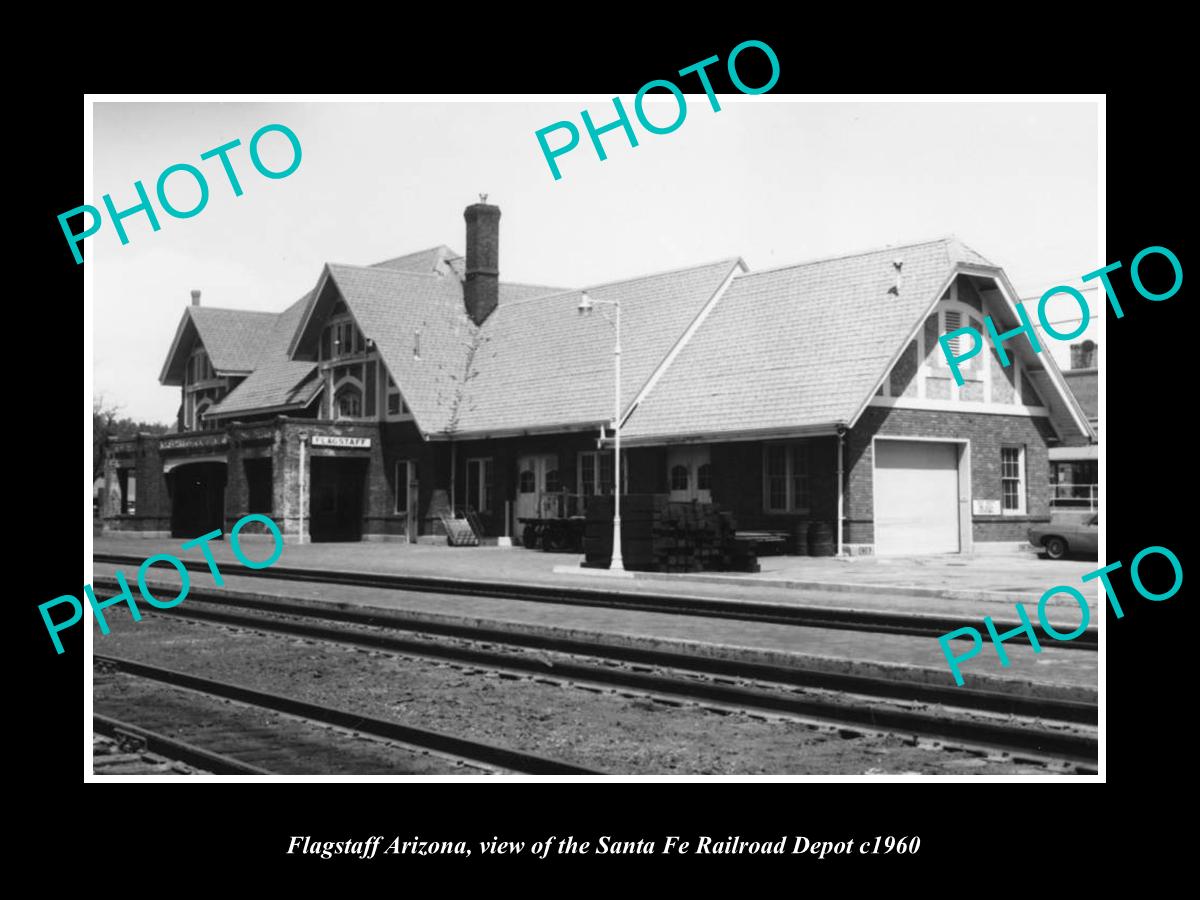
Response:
576,290,625,572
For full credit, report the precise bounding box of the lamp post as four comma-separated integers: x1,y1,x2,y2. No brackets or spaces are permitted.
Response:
577,291,625,571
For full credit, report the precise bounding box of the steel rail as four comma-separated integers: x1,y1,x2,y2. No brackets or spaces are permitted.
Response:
94,575,1098,727
93,553,1094,649
125,593,1097,768
92,713,273,775
95,654,604,776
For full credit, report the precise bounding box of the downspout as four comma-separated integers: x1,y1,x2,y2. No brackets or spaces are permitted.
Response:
836,425,846,556
450,440,457,511
298,433,307,545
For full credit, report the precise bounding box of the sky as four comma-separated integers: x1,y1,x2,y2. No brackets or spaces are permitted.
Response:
90,99,1100,423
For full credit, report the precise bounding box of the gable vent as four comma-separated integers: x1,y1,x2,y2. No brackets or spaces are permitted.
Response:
944,310,964,354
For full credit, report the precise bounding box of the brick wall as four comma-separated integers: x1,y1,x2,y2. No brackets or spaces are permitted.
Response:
223,424,278,535
275,418,379,541
846,407,1055,546
709,438,838,537
102,435,170,536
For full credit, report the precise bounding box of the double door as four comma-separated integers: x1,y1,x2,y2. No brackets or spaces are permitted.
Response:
667,446,711,503
516,454,560,529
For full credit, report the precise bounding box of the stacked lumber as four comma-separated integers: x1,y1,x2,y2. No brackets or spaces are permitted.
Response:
583,495,758,573
653,501,758,573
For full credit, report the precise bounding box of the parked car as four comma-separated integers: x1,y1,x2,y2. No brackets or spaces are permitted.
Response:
1029,514,1098,560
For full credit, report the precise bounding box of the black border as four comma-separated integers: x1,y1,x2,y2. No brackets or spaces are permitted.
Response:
27,30,1186,879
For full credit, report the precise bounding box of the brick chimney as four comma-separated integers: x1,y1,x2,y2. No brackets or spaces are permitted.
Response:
1070,340,1096,369
463,199,500,325
191,289,201,307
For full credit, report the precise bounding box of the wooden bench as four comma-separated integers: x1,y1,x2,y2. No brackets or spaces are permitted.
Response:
734,530,792,556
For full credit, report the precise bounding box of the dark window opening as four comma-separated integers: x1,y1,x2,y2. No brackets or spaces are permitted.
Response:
245,458,273,514
365,361,377,417
670,465,689,491
117,468,133,514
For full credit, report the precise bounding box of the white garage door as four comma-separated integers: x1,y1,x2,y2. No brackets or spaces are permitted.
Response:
874,440,961,555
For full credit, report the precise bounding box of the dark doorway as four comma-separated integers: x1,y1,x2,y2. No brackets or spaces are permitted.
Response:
170,462,227,539
244,458,273,514
310,457,367,542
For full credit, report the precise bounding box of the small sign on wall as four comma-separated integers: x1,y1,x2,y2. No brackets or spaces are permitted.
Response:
311,436,371,449
973,499,1001,516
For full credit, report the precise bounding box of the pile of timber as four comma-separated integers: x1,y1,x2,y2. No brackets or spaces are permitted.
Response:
583,495,758,573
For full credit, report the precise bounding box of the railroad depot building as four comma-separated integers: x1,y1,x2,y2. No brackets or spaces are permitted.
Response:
1049,340,1099,512
102,201,1094,556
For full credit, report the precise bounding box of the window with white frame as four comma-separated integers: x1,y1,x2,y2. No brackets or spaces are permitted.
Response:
465,458,494,513
385,373,411,419
1001,445,1026,514
187,347,215,385
333,380,363,419
320,309,366,362
763,444,811,513
669,465,689,492
578,451,628,496
579,451,612,496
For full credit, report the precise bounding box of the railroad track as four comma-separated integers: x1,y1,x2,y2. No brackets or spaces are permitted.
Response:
97,578,1098,772
94,714,269,774
94,654,603,776
93,553,1094,649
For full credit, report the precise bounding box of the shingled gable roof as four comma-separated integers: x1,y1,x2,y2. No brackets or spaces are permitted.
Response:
159,306,279,385
448,258,745,437
622,237,1090,443
371,245,460,275
207,293,322,419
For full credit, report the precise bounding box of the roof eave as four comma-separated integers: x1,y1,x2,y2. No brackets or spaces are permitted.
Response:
622,423,841,447
426,420,607,442
286,265,334,360
158,309,196,386
985,268,1095,440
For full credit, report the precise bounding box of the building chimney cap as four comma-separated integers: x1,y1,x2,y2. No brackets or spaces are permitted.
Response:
190,289,201,306
465,199,501,215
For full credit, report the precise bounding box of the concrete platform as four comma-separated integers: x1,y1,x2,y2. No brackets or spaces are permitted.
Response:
90,553,1099,705
93,534,1103,615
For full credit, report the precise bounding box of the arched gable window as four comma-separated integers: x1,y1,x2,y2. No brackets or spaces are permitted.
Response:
670,465,689,491
334,382,362,418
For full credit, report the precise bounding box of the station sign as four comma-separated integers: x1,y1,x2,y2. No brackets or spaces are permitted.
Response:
311,436,371,449
160,434,229,452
